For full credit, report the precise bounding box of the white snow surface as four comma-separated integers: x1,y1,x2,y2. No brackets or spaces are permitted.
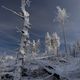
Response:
0,54,80,80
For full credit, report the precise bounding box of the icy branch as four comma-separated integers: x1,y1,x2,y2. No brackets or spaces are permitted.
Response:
2,6,23,18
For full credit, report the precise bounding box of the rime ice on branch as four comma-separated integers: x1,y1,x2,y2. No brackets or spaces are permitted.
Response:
21,0,31,28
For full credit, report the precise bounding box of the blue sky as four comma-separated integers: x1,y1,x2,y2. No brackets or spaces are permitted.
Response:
0,0,80,54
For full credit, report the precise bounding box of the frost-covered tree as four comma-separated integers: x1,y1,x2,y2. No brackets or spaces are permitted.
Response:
1,0,32,80
19,0,31,58
51,32,60,56
45,32,52,54
35,39,40,54
25,40,31,54
31,39,40,56
32,40,37,56
15,0,31,80
55,6,69,54
72,41,80,57
45,32,60,56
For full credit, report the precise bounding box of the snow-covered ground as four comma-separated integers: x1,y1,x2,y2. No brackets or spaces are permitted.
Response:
0,54,80,80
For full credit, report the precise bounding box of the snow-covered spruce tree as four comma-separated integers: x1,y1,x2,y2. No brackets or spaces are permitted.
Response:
45,32,60,56
25,40,31,56
51,32,60,56
36,39,40,54
55,6,69,54
72,41,80,57
45,32,52,54
32,39,40,56
32,40,37,56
